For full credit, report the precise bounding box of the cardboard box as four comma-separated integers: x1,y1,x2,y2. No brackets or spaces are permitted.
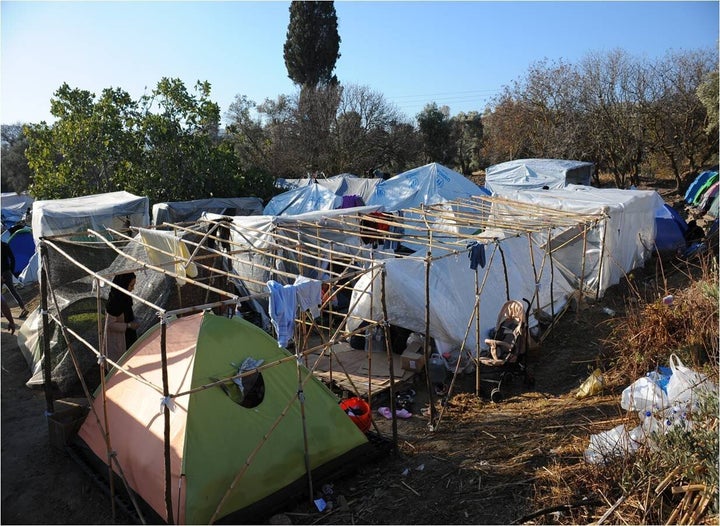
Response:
401,349,425,372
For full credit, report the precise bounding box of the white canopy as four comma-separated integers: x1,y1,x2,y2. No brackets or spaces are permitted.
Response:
500,185,661,297
485,159,594,195
31,191,149,244
275,173,381,205
367,162,488,211
347,237,576,354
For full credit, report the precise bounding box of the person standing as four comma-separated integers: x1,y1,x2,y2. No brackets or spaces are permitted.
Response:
1,241,28,318
104,272,139,362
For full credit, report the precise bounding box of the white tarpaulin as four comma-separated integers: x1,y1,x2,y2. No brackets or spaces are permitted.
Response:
485,159,594,195
500,185,661,297
367,162,488,211
274,173,381,205
263,183,342,216
203,206,382,298
31,191,149,244
347,235,576,355
152,197,263,225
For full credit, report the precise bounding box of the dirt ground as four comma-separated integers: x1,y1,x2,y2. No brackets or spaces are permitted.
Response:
0,248,701,524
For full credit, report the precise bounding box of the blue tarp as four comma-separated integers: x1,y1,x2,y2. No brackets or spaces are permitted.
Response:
654,204,687,253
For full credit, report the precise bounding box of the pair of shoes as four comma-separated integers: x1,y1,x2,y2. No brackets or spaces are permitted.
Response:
377,406,413,420
18,309,28,319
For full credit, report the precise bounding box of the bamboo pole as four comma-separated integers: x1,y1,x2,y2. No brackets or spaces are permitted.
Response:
380,267,398,451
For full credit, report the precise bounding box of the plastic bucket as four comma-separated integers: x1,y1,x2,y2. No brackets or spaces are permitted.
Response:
340,397,371,433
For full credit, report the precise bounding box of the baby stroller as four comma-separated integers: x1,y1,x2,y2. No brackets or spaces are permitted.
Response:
477,299,534,402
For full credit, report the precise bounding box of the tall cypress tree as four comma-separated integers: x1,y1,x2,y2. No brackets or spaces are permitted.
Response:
283,1,341,88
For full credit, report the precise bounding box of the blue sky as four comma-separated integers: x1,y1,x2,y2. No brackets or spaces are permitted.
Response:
1,1,718,126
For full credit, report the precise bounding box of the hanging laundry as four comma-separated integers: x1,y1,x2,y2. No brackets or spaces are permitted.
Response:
266,280,297,348
139,228,199,285
294,275,322,318
467,241,486,270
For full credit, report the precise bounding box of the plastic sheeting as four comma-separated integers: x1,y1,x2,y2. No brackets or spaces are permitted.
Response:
1,192,34,230
152,197,263,225
263,183,341,216
500,185,660,297
347,236,576,354
31,191,149,244
275,173,381,205
485,159,593,195
367,162,488,211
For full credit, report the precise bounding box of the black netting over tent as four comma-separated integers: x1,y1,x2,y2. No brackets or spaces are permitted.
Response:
26,231,261,396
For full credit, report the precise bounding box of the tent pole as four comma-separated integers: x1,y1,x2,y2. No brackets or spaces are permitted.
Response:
577,227,589,320
160,318,175,524
380,267,398,451
39,242,54,417
294,314,315,507
548,227,556,332
95,277,117,522
496,239,510,301
527,233,541,315
423,246,437,429
474,267,481,398
594,218,607,301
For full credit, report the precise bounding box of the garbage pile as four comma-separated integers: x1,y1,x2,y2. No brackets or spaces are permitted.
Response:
584,354,718,464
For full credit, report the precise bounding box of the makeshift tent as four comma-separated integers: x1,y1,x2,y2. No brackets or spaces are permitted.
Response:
500,185,661,297
31,191,149,245
484,159,594,195
152,197,263,226
1,192,34,231
691,173,719,206
684,170,718,204
697,182,719,215
275,173,381,205
21,191,149,284
5,226,35,275
263,183,342,216
366,162,488,211
347,237,576,357
78,311,370,524
655,204,688,254
32,191,610,519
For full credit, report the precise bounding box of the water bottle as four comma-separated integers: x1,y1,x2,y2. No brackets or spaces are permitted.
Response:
428,353,446,385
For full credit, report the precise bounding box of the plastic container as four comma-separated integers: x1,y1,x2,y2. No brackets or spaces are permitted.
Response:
340,397,371,433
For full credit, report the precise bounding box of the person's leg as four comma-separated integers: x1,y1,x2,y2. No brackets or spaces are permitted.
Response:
1,295,17,334
1,270,27,316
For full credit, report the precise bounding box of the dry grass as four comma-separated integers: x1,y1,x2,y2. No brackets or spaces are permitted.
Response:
526,252,719,525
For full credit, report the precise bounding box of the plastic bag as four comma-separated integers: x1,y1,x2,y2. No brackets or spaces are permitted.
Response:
576,368,604,399
620,376,668,412
585,424,636,463
666,354,716,407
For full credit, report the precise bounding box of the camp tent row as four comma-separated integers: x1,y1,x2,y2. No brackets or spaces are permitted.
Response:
30,189,617,524
15,160,671,524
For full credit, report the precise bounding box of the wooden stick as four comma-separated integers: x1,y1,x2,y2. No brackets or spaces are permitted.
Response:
655,465,682,495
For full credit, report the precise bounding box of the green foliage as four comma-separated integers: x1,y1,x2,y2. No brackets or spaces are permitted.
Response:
417,103,455,165
24,78,250,203
1,124,32,193
284,1,340,88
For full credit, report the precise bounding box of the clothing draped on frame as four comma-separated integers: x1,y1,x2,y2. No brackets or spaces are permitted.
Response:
138,228,198,285
266,275,323,348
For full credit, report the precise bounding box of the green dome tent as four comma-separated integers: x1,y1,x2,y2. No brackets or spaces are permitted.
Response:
78,311,372,524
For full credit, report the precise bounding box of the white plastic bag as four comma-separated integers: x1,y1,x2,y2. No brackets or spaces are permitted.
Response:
666,354,716,407
585,424,636,463
620,376,668,412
